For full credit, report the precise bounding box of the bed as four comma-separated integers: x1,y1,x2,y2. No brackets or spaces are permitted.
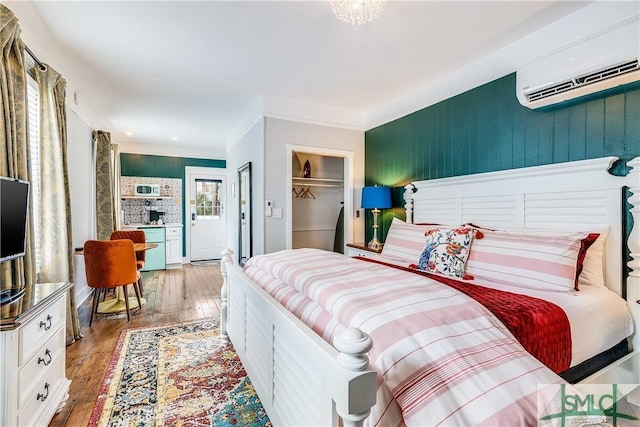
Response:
220,156,640,426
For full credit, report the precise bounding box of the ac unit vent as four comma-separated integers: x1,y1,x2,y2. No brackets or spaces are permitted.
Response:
526,59,639,102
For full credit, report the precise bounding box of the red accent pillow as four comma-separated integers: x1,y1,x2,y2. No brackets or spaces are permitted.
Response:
575,233,600,290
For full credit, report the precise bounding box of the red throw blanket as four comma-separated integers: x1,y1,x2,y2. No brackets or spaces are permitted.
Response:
357,257,572,373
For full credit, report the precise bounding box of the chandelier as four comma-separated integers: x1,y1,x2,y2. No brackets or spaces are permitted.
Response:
330,0,387,25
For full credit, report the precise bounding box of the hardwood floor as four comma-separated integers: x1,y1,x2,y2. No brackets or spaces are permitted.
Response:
49,263,223,427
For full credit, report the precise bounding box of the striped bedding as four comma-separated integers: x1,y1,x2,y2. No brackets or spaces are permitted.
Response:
243,248,564,426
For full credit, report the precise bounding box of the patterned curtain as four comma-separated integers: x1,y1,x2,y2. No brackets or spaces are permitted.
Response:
94,130,119,239
112,143,121,229
0,5,36,297
33,64,81,344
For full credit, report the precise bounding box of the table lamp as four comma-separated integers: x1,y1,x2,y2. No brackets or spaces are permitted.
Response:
361,186,392,251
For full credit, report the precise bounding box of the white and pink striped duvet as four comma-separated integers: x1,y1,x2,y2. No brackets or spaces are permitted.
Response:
243,248,564,426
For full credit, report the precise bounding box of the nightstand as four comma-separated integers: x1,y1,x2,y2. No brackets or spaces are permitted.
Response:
346,243,382,259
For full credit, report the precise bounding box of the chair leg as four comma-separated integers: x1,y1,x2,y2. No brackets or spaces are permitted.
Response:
90,288,100,326
137,273,144,294
123,285,131,321
132,281,142,309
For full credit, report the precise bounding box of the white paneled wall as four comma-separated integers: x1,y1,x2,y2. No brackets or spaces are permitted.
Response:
67,107,94,306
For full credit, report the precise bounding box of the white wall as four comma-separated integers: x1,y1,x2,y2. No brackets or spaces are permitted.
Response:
7,2,96,304
264,117,364,253
115,138,227,160
226,118,266,262
67,108,94,305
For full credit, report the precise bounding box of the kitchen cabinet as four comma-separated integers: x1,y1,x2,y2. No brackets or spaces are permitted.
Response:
139,227,166,271
166,226,183,269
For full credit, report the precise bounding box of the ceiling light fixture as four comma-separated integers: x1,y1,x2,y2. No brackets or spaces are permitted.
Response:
330,0,387,25
125,131,133,136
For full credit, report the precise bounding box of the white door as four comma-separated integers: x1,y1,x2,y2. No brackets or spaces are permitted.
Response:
188,173,226,261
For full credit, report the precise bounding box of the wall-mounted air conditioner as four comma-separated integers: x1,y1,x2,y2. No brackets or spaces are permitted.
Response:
516,20,640,109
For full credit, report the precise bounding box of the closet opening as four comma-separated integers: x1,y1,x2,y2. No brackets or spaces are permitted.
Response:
285,145,353,253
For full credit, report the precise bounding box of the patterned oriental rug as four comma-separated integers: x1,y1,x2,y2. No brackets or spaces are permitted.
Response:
88,319,271,426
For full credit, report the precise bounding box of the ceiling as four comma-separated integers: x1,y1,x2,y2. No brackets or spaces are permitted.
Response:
18,1,593,154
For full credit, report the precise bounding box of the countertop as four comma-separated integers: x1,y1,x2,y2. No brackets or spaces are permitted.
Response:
123,223,183,228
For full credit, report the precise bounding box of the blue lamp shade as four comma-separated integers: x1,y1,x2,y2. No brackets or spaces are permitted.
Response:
361,186,392,209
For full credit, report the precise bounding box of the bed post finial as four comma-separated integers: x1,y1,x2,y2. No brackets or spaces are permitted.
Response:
404,184,415,223
332,327,377,427
220,248,233,345
626,157,640,351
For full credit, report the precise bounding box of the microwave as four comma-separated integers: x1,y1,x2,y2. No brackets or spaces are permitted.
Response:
134,184,160,197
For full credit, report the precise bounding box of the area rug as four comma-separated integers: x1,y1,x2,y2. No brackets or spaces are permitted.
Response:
88,319,271,426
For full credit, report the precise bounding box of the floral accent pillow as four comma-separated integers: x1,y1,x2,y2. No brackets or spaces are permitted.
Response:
417,227,476,278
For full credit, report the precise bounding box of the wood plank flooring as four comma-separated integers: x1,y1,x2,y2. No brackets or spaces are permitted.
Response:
49,263,223,427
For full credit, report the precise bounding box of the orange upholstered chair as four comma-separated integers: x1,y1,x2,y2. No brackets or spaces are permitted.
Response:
110,230,146,269
83,239,142,325
110,230,146,293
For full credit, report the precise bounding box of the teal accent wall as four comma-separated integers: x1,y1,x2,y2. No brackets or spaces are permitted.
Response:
120,154,226,256
365,73,640,242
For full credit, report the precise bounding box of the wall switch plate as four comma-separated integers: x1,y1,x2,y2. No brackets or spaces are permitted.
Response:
272,208,283,218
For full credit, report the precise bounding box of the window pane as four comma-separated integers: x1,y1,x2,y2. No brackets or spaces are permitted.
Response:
195,179,222,220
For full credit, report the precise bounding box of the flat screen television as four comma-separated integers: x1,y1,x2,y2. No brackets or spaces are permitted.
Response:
0,176,30,263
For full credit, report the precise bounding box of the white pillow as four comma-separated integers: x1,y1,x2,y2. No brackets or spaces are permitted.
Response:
381,218,435,264
465,228,596,292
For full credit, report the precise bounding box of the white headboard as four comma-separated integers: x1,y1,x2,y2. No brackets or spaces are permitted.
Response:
404,156,640,350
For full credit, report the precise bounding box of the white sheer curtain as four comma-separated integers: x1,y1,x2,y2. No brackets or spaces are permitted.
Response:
33,63,82,343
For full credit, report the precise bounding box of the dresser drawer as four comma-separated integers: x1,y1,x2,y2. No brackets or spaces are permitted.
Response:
18,326,65,407
19,297,66,365
17,356,65,427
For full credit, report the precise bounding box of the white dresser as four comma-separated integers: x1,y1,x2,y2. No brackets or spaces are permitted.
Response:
1,282,72,427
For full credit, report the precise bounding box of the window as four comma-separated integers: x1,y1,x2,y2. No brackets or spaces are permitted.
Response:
27,76,41,272
195,179,222,219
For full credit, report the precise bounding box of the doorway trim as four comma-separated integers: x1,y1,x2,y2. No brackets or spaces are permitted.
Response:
184,166,226,262
285,144,354,250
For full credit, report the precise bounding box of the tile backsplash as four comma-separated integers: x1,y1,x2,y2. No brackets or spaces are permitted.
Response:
121,176,183,225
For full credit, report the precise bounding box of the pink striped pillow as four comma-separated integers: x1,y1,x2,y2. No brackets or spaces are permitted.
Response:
381,218,436,264
465,229,598,292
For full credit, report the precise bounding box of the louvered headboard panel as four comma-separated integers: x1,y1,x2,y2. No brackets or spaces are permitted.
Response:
404,156,640,350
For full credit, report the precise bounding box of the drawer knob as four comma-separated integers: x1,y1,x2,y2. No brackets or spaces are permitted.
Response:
38,349,52,366
39,315,52,331
37,383,50,402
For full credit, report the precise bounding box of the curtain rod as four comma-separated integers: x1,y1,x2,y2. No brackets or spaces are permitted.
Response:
24,44,46,71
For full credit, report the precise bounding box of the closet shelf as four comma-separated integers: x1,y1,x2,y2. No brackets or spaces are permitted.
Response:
292,177,343,188
121,196,173,200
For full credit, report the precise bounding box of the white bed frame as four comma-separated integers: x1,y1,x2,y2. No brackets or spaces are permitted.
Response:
221,156,640,427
